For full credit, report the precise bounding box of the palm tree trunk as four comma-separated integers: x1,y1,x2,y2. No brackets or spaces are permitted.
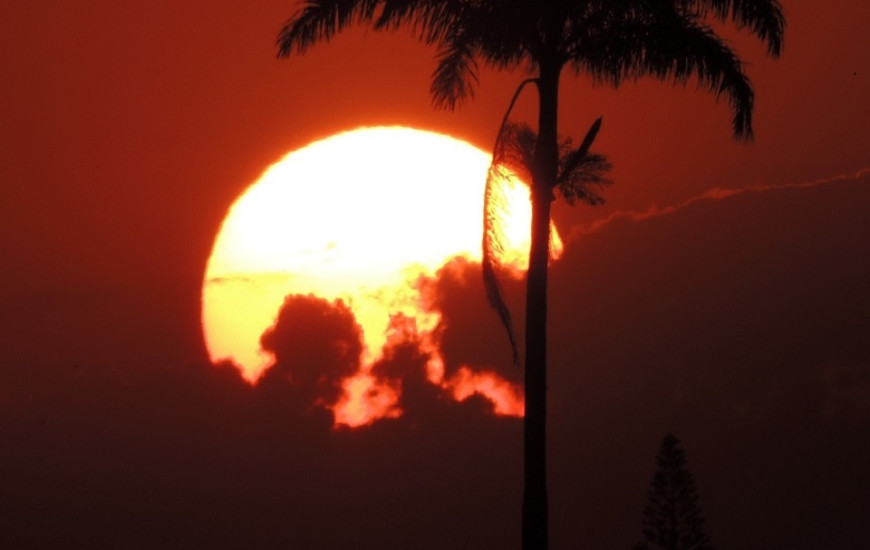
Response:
523,56,560,550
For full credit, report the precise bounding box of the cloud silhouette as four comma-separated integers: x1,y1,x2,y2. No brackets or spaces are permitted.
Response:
259,294,362,411
420,256,525,384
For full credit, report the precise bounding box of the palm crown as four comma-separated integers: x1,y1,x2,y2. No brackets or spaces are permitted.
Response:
279,0,784,139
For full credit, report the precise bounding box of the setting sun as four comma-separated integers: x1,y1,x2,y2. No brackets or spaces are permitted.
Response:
202,126,561,426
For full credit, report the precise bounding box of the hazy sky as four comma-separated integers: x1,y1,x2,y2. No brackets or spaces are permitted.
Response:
1,1,868,548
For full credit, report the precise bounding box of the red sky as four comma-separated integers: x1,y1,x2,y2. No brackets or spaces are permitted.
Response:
1,1,869,548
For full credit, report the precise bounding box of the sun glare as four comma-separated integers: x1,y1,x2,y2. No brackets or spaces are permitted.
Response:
202,127,561,426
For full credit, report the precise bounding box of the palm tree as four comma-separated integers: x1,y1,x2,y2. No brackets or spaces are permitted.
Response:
276,2,785,548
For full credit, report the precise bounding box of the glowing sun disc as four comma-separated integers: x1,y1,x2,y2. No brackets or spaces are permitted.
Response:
202,126,560,425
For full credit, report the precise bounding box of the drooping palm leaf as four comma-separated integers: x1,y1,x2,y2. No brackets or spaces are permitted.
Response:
685,0,786,54
481,78,536,365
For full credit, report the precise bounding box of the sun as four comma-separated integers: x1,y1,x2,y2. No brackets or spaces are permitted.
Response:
202,126,561,426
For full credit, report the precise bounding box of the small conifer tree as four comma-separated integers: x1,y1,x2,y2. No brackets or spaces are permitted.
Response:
635,434,714,550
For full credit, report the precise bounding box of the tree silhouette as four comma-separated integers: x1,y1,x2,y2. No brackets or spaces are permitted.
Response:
275,2,785,548
635,434,715,550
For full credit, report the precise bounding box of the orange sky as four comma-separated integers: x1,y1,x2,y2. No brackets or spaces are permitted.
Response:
1,1,869,548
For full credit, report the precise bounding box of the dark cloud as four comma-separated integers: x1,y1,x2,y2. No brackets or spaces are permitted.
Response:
546,175,870,549
369,313,443,417
369,311,510,422
421,256,525,384
259,294,362,411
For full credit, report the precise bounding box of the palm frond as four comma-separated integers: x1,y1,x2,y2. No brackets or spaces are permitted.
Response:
555,118,612,205
495,122,537,181
428,0,538,106
481,78,537,366
558,117,602,180
279,0,536,108
573,5,756,139
683,0,786,55
638,16,756,139
482,167,520,365
556,153,612,206
374,0,451,41
277,0,383,56
431,31,480,109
